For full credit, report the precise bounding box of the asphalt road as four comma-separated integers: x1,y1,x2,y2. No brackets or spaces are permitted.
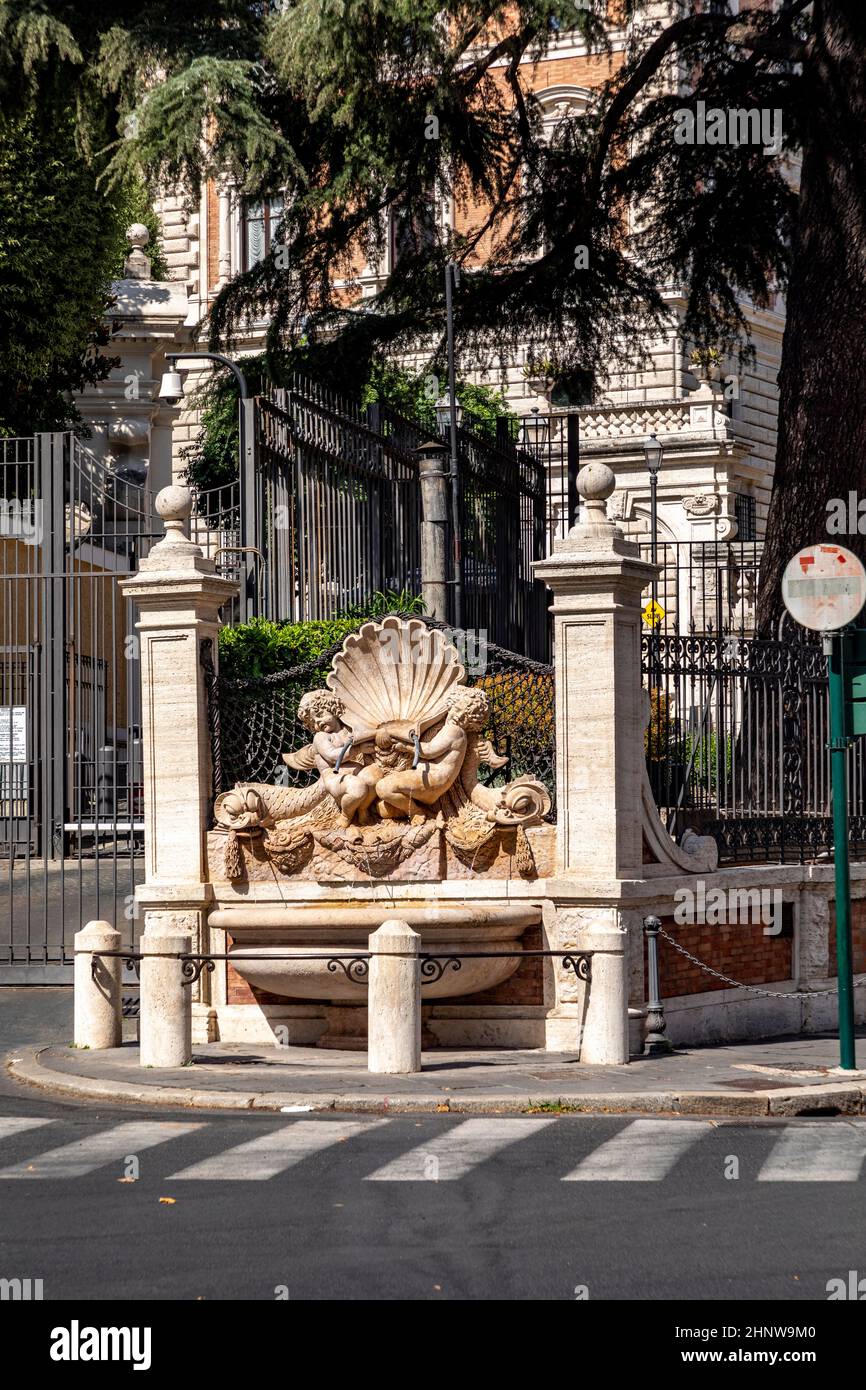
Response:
1,990,865,1304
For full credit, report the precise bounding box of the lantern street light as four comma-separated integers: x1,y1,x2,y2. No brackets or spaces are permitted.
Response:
434,390,463,437
644,431,663,591
521,406,549,457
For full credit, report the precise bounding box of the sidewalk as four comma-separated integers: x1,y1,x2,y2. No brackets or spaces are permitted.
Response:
7,1031,866,1116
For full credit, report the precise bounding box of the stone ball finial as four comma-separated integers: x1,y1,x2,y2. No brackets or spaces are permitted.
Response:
155,484,192,525
576,462,616,503
126,223,150,249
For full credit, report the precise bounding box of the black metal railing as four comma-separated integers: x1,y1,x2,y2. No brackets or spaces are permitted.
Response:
642,625,866,864
204,613,556,819
638,538,763,637
91,947,593,986
189,373,550,660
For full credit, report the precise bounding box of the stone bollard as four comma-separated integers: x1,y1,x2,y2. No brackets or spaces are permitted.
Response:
73,920,122,1049
367,920,421,1074
140,929,193,1068
580,927,629,1065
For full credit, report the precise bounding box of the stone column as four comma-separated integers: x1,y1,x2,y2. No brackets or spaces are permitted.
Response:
217,183,233,286
417,440,450,623
535,464,656,1060
367,920,421,1074
119,486,237,1051
73,920,122,1050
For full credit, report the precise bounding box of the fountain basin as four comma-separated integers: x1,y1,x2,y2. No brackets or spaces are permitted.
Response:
209,902,541,1001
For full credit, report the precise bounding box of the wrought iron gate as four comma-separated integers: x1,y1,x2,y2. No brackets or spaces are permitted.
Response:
0,434,153,980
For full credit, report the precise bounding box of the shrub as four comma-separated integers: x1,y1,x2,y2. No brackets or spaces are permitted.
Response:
645,688,681,760
217,591,424,679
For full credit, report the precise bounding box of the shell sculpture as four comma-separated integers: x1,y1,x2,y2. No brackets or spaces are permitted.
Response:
326,617,466,733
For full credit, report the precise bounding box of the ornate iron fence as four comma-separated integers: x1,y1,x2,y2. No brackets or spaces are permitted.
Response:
638,537,763,636
204,614,556,821
189,373,549,659
642,626,866,864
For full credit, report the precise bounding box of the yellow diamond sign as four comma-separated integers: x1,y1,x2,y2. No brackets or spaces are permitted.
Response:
642,599,665,629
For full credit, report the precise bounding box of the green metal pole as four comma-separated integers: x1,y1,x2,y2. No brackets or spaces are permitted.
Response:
828,629,857,1070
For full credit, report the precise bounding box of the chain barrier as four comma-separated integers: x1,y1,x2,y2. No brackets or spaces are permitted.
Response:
658,925,866,999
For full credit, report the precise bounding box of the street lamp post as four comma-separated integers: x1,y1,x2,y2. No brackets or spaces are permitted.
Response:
158,352,255,618
644,432,664,696
443,262,464,631
644,432,663,612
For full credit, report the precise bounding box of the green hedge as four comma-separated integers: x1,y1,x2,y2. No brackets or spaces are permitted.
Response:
217,591,424,679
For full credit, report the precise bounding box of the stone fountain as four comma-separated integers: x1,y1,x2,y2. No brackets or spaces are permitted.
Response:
206,616,552,1043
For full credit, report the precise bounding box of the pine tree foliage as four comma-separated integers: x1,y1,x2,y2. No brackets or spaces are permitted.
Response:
4,1,863,630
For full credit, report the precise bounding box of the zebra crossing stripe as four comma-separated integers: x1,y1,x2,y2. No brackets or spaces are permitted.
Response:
166,1118,389,1180
562,1119,712,1181
0,1118,54,1141
365,1118,555,1181
0,1121,204,1179
757,1124,866,1182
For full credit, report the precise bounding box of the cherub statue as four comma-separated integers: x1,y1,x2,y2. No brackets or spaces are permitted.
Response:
285,690,380,825
374,686,495,819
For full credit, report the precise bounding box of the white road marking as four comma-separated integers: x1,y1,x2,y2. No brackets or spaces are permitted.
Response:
562,1119,712,1181
167,1118,388,1180
0,1118,54,1141
365,1118,555,1181
0,1121,204,1179
757,1125,866,1182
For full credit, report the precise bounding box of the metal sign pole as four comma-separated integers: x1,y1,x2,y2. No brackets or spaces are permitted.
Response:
782,544,866,1072
827,628,857,1070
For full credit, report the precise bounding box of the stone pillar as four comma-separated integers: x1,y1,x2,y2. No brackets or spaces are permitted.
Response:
796,890,831,986
73,920,122,1050
797,890,834,1035
581,923,630,1065
535,462,657,881
119,486,237,1049
140,925,192,1068
367,920,421,1074
417,441,450,622
535,464,656,1060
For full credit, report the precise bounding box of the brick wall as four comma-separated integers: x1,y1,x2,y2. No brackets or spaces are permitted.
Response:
653,916,793,998
454,924,544,1007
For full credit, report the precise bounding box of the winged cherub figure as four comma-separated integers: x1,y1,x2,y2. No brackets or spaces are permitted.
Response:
374,685,497,819
284,690,380,825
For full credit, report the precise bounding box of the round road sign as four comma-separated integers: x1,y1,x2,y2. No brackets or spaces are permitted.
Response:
782,544,866,631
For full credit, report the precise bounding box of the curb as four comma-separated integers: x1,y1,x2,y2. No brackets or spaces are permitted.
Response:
7,1052,866,1118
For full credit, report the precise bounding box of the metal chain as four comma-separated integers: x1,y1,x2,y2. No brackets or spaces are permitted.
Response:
658,926,866,999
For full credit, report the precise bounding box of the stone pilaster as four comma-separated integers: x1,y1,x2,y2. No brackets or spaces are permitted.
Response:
535,463,656,882
535,464,656,1059
119,486,237,1018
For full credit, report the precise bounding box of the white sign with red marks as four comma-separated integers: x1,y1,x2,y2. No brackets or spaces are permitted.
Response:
782,544,866,631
